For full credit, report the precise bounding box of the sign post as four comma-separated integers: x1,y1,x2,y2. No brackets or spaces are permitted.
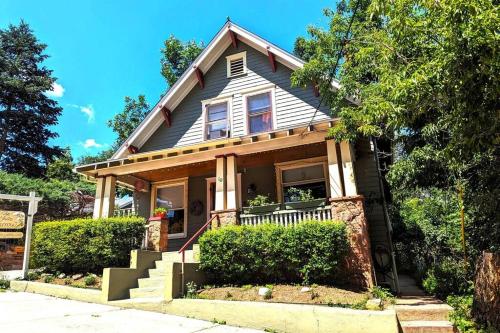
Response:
0,191,42,279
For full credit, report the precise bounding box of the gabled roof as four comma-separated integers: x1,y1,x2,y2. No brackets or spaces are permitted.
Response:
112,21,341,159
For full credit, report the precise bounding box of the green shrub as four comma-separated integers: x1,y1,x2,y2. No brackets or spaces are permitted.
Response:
199,220,348,285
422,258,472,298
84,274,97,286
27,271,40,281
0,277,10,289
43,274,55,283
31,216,145,274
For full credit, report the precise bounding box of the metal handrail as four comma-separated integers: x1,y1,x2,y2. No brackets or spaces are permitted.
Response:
178,214,219,295
178,214,219,258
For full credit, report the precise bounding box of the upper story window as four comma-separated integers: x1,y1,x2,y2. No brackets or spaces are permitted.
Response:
204,101,229,140
226,52,247,78
246,91,274,134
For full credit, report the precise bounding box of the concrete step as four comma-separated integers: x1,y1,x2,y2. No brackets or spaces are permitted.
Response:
400,320,455,333
129,286,164,299
147,268,167,277
396,304,452,321
161,250,195,262
138,276,165,288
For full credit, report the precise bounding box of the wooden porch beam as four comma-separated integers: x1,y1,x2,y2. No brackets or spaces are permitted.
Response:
194,67,205,89
229,30,238,48
267,47,277,73
96,129,329,177
161,107,172,127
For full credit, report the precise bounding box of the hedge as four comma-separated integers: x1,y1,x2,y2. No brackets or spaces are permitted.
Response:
199,220,348,285
31,217,145,274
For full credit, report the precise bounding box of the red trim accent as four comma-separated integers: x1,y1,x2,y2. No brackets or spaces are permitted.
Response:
267,48,277,72
161,108,172,127
194,67,205,89
229,30,238,48
312,82,320,97
127,145,139,154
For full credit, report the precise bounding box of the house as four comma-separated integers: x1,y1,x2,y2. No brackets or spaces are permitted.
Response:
75,21,398,291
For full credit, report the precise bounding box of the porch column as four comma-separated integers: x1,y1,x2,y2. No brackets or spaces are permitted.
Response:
101,175,117,218
226,154,239,210
215,156,226,211
326,139,343,198
340,142,358,196
93,177,106,219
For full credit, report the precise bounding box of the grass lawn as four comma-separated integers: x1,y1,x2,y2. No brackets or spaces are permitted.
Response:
197,284,372,309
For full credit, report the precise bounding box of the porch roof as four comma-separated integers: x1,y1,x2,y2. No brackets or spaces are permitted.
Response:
75,120,335,188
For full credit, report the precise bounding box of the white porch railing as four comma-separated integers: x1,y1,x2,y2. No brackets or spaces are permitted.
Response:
240,206,332,227
114,208,135,217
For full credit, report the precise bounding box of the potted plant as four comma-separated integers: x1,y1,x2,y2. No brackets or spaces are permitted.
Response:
242,194,281,214
284,187,326,210
153,207,168,219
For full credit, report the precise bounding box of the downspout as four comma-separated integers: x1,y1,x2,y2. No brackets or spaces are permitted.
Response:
371,136,400,294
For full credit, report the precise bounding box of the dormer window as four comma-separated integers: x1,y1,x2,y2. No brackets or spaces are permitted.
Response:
226,51,247,78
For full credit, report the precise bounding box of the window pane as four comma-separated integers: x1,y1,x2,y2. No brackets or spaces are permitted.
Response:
283,182,326,202
248,93,271,114
167,209,185,234
282,165,324,183
249,113,273,134
156,185,184,209
207,103,227,122
206,121,227,140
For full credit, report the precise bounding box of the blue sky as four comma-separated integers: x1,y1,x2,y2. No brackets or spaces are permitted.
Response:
0,0,334,160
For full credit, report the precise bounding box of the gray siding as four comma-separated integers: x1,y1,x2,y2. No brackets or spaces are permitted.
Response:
354,138,390,249
140,42,331,153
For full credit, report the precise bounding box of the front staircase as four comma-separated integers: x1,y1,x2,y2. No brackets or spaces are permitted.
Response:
396,275,456,333
128,249,198,300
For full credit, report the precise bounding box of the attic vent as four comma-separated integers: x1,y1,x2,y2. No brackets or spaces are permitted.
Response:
226,51,247,78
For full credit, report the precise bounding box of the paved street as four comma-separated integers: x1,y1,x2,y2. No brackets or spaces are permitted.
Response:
0,292,263,333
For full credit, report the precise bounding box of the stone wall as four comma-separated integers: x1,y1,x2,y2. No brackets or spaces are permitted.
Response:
146,219,168,252
330,196,375,289
210,209,239,228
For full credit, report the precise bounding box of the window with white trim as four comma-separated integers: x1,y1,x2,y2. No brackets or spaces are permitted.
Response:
246,92,274,134
205,101,229,140
226,52,247,77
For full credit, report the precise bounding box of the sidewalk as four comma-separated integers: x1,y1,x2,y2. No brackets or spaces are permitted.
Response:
0,291,264,333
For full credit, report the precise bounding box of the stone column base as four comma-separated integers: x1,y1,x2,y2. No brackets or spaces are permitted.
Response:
210,209,239,229
330,195,375,290
147,218,168,251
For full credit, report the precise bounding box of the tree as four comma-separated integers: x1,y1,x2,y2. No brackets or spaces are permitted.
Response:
107,95,150,148
0,21,63,177
77,148,114,166
161,35,204,87
46,148,78,182
292,0,499,307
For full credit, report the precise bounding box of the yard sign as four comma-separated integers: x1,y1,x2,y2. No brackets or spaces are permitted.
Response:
0,192,42,278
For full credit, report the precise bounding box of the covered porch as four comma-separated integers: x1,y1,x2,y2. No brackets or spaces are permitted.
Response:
76,120,376,289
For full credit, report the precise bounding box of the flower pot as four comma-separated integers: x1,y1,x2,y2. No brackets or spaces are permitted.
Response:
243,203,281,214
154,212,167,219
284,198,326,210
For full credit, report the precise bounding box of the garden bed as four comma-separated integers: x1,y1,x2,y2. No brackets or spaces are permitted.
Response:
196,284,374,309
32,273,102,290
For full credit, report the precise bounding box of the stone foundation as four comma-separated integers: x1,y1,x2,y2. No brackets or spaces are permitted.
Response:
330,196,375,289
147,218,168,251
210,209,239,229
